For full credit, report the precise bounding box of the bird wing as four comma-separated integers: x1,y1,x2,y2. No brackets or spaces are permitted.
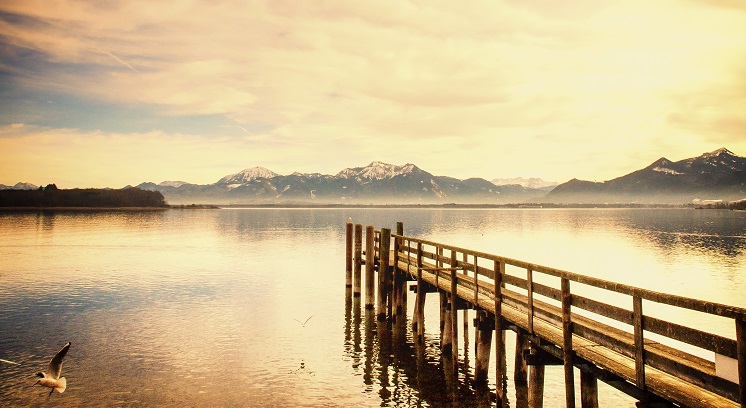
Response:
303,315,314,325
48,342,70,380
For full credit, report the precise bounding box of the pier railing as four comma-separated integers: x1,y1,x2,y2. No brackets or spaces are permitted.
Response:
346,222,746,408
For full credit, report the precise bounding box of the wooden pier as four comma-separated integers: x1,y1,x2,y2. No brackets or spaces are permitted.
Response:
345,221,746,407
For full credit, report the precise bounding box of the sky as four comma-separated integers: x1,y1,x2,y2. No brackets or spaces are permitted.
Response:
1,0,745,188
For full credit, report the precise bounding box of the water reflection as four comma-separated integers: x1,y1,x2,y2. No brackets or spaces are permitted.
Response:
343,289,505,407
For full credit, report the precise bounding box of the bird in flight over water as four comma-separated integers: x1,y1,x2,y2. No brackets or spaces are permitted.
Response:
293,315,314,327
33,342,70,396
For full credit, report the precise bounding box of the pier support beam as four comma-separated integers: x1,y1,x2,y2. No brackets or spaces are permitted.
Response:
364,225,375,309
580,370,599,408
377,228,391,321
528,344,546,408
515,333,529,386
528,355,546,408
474,309,494,384
345,221,353,288
353,224,362,297
440,291,452,351
412,242,426,341
392,222,407,322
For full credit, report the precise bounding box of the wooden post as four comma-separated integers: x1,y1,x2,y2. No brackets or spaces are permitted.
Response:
415,242,425,341
450,249,459,361
515,333,529,386
354,224,362,297
562,278,576,408
527,267,534,334
392,222,405,322
365,225,375,309
346,221,353,287
441,291,452,351
529,343,546,408
397,222,407,314
473,256,479,306
377,228,391,321
736,314,746,408
474,309,494,383
633,295,646,391
580,370,599,408
494,259,506,403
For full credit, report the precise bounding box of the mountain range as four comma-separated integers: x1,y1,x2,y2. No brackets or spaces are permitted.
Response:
546,148,745,204
4,148,743,205
136,161,552,205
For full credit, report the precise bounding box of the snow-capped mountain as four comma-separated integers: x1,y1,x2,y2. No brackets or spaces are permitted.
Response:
337,162,418,181
158,181,189,188
217,167,279,185
491,177,558,189
546,148,745,203
0,182,38,190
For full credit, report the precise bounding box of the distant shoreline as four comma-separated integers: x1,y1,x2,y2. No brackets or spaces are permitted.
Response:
1,203,727,211
213,203,689,209
0,206,171,212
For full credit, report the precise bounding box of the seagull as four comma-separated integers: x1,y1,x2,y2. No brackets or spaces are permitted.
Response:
293,315,314,327
33,342,70,396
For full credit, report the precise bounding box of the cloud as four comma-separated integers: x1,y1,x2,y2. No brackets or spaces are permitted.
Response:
0,0,745,184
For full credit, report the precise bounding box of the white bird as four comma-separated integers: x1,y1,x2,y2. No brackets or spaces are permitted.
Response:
0,358,20,365
33,342,70,396
293,315,314,327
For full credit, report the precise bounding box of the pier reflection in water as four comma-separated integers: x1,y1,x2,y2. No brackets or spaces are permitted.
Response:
343,288,512,407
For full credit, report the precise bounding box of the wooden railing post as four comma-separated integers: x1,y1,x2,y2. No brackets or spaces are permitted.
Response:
345,221,353,288
494,260,506,403
561,278,575,408
377,228,391,321
450,249,459,360
365,225,375,309
633,295,646,392
736,314,746,408
354,224,362,297
527,267,534,334
473,256,479,306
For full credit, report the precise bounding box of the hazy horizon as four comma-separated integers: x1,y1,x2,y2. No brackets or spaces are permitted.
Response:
1,1,745,188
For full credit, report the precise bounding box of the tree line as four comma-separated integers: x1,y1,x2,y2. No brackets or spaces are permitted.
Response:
0,185,168,208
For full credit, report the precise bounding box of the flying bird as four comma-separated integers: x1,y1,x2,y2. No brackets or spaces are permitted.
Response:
0,358,20,365
33,342,70,396
293,315,314,327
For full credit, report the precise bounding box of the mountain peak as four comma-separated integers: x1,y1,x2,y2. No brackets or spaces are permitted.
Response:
158,181,189,188
217,166,279,185
704,147,735,158
337,162,419,180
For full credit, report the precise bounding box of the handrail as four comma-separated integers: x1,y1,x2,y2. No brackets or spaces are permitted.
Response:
378,231,746,405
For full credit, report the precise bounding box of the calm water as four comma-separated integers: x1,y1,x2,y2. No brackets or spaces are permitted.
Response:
0,208,744,407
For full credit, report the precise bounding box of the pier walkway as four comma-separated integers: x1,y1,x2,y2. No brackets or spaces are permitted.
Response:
345,222,746,407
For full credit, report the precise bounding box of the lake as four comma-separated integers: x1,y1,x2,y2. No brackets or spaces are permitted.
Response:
0,208,744,407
